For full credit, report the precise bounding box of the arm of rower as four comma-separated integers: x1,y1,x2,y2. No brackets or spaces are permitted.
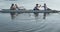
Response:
38,5,41,8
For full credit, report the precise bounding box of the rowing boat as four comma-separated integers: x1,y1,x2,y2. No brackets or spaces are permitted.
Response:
0,9,59,13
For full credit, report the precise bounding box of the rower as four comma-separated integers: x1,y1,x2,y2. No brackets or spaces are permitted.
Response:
33,4,41,16
15,4,20,10
33,4,41,10
42,3,47,19
10,4,17,19
10,4,16,10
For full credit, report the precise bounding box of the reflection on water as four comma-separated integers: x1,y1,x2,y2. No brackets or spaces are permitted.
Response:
10,12,19,19
34,13,39,17
10,12,40,20
0,0,60,32
0,13,60,32
10,12,17,19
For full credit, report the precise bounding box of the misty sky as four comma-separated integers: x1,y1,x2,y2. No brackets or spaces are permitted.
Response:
0,0,60,10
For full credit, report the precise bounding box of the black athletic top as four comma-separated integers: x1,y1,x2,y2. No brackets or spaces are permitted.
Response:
33,6,39,10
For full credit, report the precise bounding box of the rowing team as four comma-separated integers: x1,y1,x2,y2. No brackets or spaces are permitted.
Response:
10,3,51,10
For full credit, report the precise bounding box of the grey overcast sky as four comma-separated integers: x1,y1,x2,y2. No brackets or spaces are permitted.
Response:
0,0,60,10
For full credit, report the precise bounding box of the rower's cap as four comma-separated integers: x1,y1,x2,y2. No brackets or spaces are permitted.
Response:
36,4,38,5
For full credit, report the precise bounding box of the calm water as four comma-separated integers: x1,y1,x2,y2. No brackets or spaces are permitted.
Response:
0,0,60,32
0,13,60,32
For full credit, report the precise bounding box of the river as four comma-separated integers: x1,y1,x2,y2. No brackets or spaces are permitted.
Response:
0,0,60,32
